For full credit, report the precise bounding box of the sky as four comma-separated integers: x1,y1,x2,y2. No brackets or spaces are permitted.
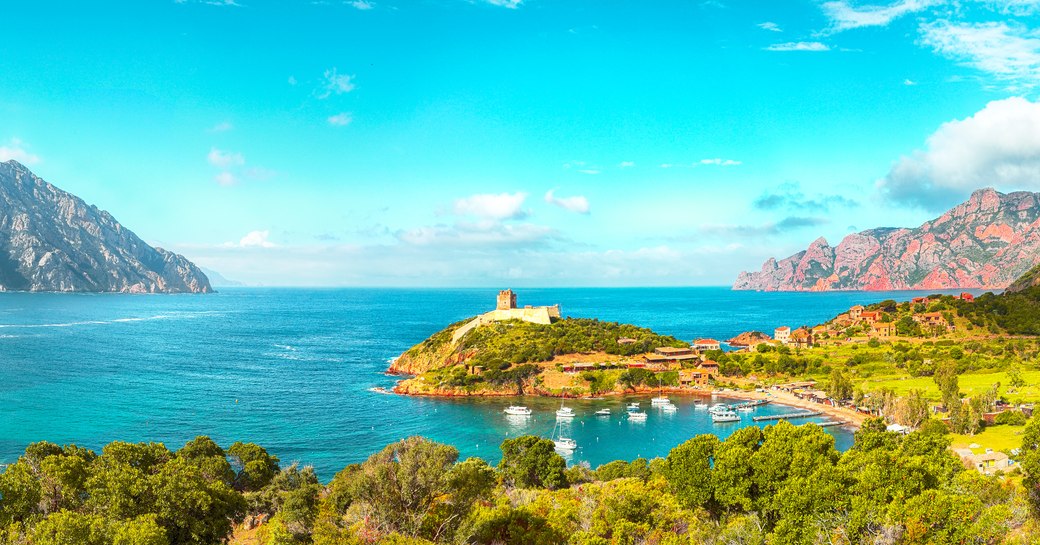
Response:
2,0,1040,287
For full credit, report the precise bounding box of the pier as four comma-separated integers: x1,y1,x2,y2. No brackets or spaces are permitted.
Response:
753,411,820,422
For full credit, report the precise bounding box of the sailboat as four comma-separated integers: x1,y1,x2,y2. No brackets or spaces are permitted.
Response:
650,375,669,405
551,417,577,450
556,389,575,418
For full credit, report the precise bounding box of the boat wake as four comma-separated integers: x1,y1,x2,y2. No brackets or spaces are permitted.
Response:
0,311,225,329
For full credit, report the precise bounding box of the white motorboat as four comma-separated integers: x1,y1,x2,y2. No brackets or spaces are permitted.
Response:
709,403,728,414
711,409,740,423
595,408,611,416
628,411,648,420
504,406,532,416
651,396,670,405
661,403,678,412
737,405,754,412
627,402,641,411
556,390,575,418
693,403,708,410
556,407,576,418
553,437,577,450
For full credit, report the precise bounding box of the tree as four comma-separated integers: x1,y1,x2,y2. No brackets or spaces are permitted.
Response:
228,441,280,491
498,435,567,490
827,368,854,401
665,434,718,510
712,427,762,512
1021,416,1040,513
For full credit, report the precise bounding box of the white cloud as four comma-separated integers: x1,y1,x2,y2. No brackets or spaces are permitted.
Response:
765,41,831,51
976,0,1040,15
349,0,374,8
452,192,529,220
619,161,635,168
544,189,590,214
318,68,356,99
700,158,742,166
485,0,522,8
877,97,1040,210
577,169,601,175
918,21,1040,88
758,21,783,32
328,112,353,126
207,147,245,168
209,121,233,133
214,172,237,186
397,221,551,247
238,230,276,248
821,0,939,33
0,138,41,165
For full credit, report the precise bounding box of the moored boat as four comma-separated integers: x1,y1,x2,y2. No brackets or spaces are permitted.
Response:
553,437,577,450
504,406,532,416
556,407,576,418
628,411,648,420
595,408,611,416
711,409,740,423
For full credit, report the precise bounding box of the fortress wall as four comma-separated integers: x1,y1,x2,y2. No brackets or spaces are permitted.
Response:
450,306,558,344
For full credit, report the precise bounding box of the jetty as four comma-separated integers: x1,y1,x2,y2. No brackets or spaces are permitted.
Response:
753,411,820,422
814,421,845,427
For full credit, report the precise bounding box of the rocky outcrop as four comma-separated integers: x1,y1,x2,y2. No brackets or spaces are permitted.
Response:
0,160,211,293
1006,263,1040,294
727,331,772,347
734,188,1040,291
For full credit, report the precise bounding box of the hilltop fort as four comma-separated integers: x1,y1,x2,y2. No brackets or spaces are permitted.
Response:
449,289,561,344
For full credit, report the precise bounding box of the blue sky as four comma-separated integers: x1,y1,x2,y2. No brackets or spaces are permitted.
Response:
2,0,1040,286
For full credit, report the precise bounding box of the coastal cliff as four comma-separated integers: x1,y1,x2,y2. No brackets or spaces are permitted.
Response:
733,188,1040,291
0,160,211,293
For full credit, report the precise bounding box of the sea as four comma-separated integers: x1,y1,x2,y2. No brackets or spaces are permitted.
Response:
0,287,984,479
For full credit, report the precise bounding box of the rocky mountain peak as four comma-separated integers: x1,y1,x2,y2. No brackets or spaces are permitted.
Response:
0,161,211,293
733,188,1040,291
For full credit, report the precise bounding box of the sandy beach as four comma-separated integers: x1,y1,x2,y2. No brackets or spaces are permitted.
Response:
721,388,867,427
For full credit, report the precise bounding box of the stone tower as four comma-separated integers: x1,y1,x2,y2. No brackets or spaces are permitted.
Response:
496,289,517,310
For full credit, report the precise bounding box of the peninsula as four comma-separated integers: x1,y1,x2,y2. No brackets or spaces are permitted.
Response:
389,289,722,397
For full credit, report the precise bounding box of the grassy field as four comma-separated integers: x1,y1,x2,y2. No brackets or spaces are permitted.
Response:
859,369,1040,403
950,424,1029,453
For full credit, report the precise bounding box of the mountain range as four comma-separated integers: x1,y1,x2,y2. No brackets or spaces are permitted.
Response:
733,188,1040,292
0,160,211,293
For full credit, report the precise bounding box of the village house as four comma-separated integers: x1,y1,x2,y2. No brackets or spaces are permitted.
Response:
680,360,720,387
849,305,864,321
774,326,791,345
871,322,895,337
960,292,975,302
644,346,699,368
859,310,882,324
692,338,721,351
789,327,814,348
911,296,931,304
954,449,1015,475
913,312,948,329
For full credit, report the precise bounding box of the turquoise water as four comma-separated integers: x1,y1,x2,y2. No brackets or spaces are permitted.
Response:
0,287,982,478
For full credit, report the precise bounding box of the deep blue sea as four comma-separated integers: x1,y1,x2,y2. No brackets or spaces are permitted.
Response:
0,287,984,479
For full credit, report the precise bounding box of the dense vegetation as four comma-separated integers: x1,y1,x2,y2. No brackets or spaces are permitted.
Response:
955,286,1040,335
4,419,1040,544
456,318,688,367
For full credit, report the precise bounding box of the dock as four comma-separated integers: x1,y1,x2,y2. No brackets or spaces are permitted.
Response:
814,421,846,427
753,411,820,422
